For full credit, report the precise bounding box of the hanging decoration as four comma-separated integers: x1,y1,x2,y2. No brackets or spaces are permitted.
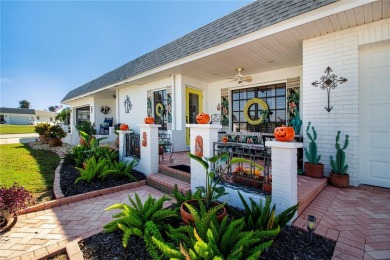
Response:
167,93,172,123
124,95,132,113
311,66,347,112
243,98,268,125
155,103,165,117
220,88,229,127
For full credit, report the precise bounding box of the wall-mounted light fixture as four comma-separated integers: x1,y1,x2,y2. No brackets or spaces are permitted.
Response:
311,67,347,112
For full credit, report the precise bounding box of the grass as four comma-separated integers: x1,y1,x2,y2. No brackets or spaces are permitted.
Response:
0,143,60,202
0,124,36,134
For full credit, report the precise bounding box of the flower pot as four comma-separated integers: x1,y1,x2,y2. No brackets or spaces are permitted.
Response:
39,135,47,143
304,162,324,178
180,199,227,225
48,138,62,147
232,172,263,188
0,210,14,229
329,172,349,188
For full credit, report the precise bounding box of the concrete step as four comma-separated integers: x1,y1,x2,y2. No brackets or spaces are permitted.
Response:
297,176,328,215
158,165,191,183
147,173,191,195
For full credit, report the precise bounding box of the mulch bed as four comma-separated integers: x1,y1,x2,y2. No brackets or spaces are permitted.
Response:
60,156,146,197
80,225,335,260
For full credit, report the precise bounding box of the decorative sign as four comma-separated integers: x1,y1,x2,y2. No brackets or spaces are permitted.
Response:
142,132,147,147
311,67,347,112
195,136,203,157
124,95,132,113
100,105,111,114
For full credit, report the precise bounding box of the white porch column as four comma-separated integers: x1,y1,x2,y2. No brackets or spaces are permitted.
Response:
265,141,303,218
118,130,131,159
187,124,222,194
135,124,161,176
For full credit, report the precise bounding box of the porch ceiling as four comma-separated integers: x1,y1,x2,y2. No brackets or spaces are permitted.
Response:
118,0,388,86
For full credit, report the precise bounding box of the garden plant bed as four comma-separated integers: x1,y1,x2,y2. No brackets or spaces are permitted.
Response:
60,156,146,197
79,225,335,260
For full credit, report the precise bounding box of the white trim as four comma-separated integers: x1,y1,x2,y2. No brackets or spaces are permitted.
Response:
62,0,374,103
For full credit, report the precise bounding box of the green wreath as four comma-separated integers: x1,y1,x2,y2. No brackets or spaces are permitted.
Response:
155,103,164,117
243,98,268,125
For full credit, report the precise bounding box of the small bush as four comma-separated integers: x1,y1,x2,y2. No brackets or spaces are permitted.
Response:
34,123,50,135
46,125,67,139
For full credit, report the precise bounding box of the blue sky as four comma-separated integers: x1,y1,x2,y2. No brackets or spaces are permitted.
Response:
1,0,250,110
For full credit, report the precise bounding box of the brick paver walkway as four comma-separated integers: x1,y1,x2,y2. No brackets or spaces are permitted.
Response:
0,185,166,259
293,185,390,259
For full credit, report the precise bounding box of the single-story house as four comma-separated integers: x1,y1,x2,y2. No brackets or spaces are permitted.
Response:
62,0,390,188
0,108,57,125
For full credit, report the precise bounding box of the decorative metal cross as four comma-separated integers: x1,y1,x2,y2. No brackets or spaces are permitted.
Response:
311,66,347,112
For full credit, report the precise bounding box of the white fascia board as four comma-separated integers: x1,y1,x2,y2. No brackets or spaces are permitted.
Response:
63,0,373,103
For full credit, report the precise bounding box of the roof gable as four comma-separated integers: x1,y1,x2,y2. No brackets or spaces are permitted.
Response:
62,0,338,102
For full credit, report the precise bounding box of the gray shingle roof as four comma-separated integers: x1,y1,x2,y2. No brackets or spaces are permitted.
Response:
62,0,338,102
0,108,35,115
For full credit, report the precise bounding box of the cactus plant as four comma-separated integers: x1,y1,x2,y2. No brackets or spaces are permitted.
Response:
304,122,321,164
330,131,349,175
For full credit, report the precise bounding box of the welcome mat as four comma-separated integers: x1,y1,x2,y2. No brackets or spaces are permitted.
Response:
168,165,191,174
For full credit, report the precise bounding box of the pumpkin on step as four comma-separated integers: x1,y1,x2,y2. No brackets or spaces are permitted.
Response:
144,116,154,124
196,113,210,124
274,125,295,142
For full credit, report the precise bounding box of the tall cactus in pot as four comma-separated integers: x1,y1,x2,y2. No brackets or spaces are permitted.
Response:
304,122,321,164
304,122,323,178
330,131,349,175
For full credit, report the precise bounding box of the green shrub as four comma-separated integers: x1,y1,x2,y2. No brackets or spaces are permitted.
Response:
75,157,114,183
238,191,299,231
46,125,67,139
153,200,280,260
76,121,96,136
103,193,177,249
100,158,139,181
34,123,50,135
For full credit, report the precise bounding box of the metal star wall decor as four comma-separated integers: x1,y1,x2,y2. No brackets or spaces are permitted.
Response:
311,66,347,112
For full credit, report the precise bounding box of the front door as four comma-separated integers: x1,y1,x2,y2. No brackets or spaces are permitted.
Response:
359,44,390,188
186,87,203,146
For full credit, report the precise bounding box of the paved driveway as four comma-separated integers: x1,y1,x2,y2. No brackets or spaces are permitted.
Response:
0,133,39,144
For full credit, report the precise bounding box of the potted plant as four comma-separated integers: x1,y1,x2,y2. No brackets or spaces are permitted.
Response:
34,123,50,143
0,184,32,229
46,125,67,147
181,152,263,224
304,122,323,178
329,131,349,188
76,121,96,145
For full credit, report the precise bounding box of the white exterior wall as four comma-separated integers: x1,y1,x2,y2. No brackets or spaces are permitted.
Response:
94,97,117,126
67,97,94,145
118,78,171,132
303,18,390,186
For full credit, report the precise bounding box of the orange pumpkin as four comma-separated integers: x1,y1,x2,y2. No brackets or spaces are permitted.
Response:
274,125,295,142
196,112,210,124
144,116,154,124
221,136,228,144
120,124,129,131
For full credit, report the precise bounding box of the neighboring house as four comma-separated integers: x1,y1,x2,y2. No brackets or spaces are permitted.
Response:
62,0,390,188
0,108,57,125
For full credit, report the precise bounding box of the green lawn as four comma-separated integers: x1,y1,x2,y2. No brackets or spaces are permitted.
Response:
0,124,36,134
0,143,60,202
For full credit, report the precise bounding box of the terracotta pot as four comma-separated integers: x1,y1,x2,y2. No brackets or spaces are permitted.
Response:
329,172,349,188
39,135,47,143
48,138,62,147
180,199,227,225
0,210,14,229
304,162,324,178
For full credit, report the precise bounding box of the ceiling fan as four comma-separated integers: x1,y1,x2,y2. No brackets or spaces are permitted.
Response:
228,67,252,84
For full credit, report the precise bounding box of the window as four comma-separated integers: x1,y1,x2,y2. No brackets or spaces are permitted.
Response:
37,116,40,120
76,106,90,125
231,83,286,132
0,115,4,122
50,117,53,122
154,90,167,130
